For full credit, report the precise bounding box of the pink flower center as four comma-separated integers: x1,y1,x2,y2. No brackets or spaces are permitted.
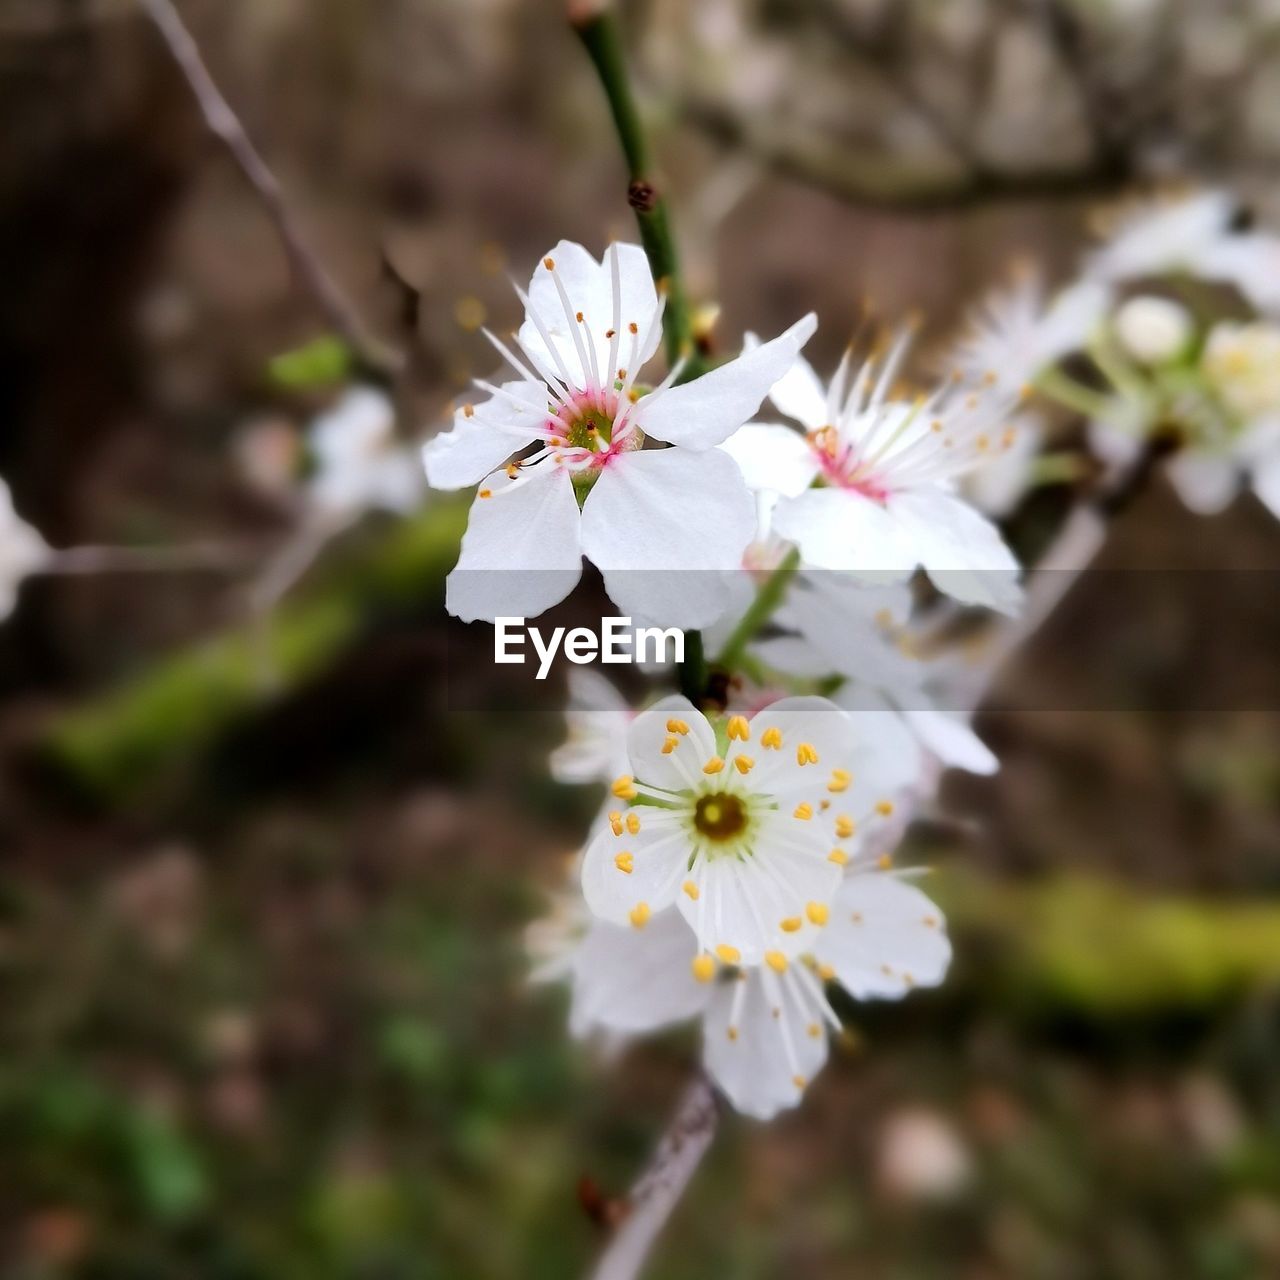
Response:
808,428,890,502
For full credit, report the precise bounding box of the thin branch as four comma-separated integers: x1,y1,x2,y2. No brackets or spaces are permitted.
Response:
681,95,1134,214
44,541,259,576
586,1074,719,1280
139,0,403,377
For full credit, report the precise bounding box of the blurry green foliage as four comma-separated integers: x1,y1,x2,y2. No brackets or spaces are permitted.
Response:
42,500,468,801
267,336,354,390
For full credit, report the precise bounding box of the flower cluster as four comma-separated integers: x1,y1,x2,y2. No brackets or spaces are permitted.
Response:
953,191,1280,519
432,240,1031,1118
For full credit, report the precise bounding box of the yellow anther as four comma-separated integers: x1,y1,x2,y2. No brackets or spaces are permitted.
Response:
727,1025,739,1042
715,943,741,965
827,769,851,793
610,818,623,836
817,963,836,982
505,463,519,478
627,389,639,403
611,775,637,800
877,853,893,871
733,754,754,775
760,726,783,750
661,736,679,754
575,310,584,322
702,756,725,775
835,815,855,839
625,813,640,835
765,950,788,973
692,954,716,982
727,715,750,741
880,963,893,976
478,488,493,499
793,803,813,821
666,718,689,735
607,811,621,823
617,368,627,380
819,800,830,812
796,742,819,766
629,902,651,929
807,1023,821,1038
614,851,634,874
462,404,475,418
628,321,638,334
976,433,990,451
922,915,938,928
875,799,895,816
682,879,699,901
806,901,829,926
780,916,802,933
543,256,555,269
605,327,616,339
792,1075,807,1089
828,848,849,866
851,911,863,924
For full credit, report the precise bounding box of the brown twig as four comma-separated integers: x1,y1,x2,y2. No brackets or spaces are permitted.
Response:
138,0,403,377
680,95,1133,214
586,1074,719,1280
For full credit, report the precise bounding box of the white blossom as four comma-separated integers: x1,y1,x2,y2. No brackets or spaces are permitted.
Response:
720,334,1024,614
557,866,950,1120
423,240,816,628
0,478,50,621
580,694,910,966
306,386,423,519
1085,190,1237,283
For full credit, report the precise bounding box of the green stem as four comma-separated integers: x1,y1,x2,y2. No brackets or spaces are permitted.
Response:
572,8,700,379
714,548,800,672
678,629,708,706
1034,365,1117,421
574,5,712,704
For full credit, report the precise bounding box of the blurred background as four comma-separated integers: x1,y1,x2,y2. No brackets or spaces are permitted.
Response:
3,0,1280,1275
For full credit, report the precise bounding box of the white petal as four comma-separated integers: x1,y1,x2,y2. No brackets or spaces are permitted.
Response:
635,314,819,449
702,969,829,1120
818,874,951,1000
627,694,718,791
718,423,820,497
1166,450,1239,515
903,708,998,776
580,448,755,628
764,348,830,431
886,491,1023,615
1251,450,1280,519
581,812,690,926
744,695,859,796
518,242,660,386
550,671,632,785
568,911,708,1038
422,381,548,490
682,823,839,965
444,465,582,623
772,489,914,579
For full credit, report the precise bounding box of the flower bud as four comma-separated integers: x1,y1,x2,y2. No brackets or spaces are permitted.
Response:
1113,295,1194,364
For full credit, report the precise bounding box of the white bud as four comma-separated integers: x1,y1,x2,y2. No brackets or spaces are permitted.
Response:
1113,295,1194,364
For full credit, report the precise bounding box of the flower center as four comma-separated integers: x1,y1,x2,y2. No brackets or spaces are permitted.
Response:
558,389,621,453
694,791,748,842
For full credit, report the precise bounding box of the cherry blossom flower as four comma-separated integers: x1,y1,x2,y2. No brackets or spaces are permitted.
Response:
549,668,633,786
720,334,1024,614
556,866,950,1120
306,386,423,520
1089,319,1280,517
422,240,816,627
1085,190,1237,283
580,694,910,966
947,272,1109,399
0,478,50,622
